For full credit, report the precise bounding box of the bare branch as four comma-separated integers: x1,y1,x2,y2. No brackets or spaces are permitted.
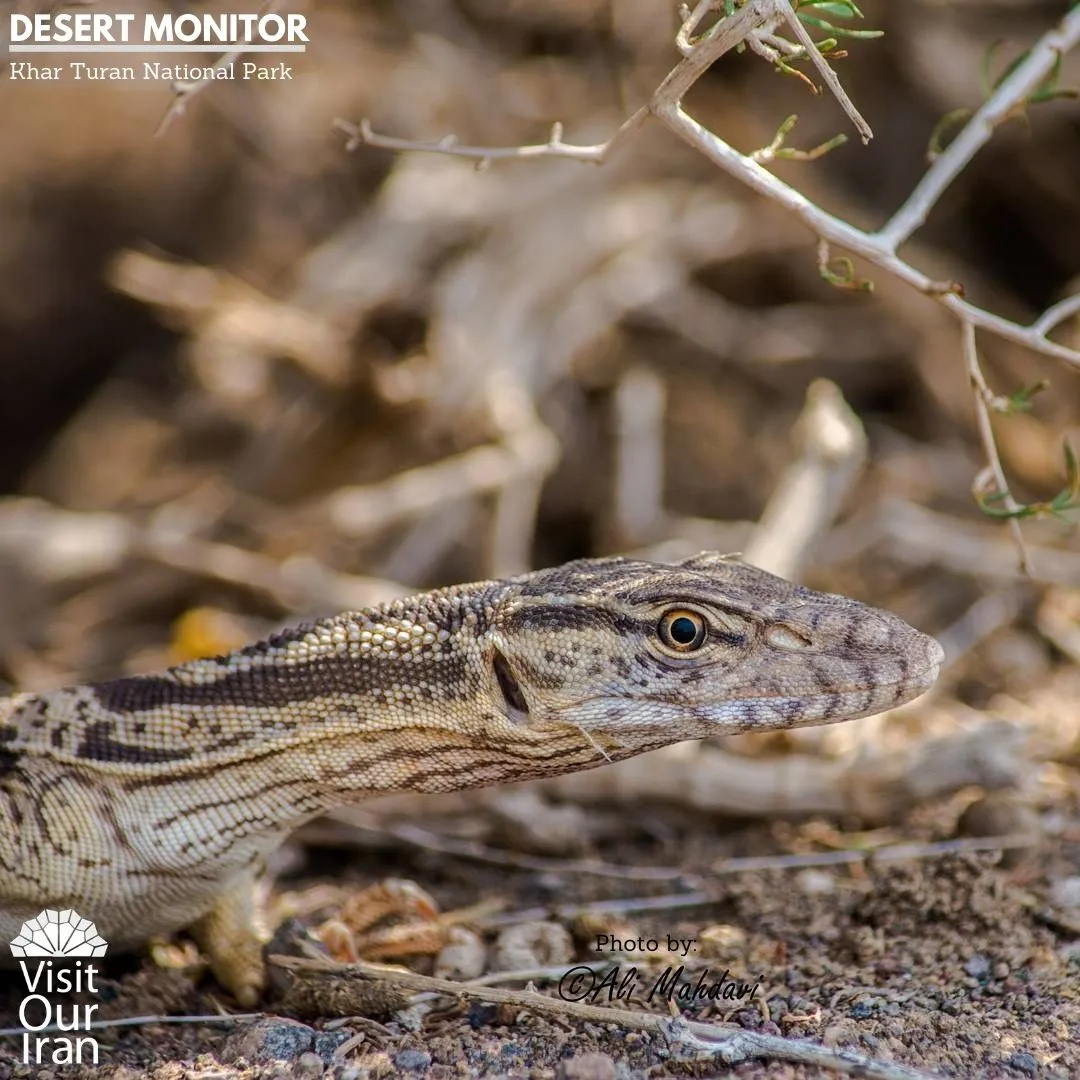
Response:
156,0,285,136
652,99,1080,369
335,113,648,167
961,321,1033,575
877,5,1080,251
774,0,873,143
156,50,244,137
270,953,940,1080
1033,291,1080,338
343,4,1080,375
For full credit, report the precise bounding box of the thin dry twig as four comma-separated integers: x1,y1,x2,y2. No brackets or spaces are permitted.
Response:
322,376,558,579
306,818,692,881
649,4,1080,370
155,0,284,136
340,2,1080,375
866,500,1080,587
961,321,1032,575
269,953,938,1080
314,817,1033,901
774,0,873,143
480,832,1038,928
0,1013,262,1039
877,6,1080,250
156,51,247,137
0,497,408,614
338,118,602,165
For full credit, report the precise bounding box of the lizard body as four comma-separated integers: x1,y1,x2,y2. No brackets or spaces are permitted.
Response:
0,553,942,1003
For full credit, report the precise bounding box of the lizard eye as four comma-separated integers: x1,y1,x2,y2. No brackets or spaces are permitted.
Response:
657,610,707,652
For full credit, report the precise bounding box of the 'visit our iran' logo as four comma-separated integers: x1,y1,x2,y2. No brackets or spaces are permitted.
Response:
9,909,106,1066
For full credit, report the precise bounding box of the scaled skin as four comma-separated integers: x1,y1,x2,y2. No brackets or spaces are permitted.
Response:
0,553,942,1003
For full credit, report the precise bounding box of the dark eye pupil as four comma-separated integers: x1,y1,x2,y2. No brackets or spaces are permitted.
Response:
670,617,698,644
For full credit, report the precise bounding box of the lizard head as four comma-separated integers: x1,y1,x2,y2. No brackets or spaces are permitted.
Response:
485,552,943,755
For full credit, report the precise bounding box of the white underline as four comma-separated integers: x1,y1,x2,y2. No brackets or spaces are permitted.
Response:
8,43,307,53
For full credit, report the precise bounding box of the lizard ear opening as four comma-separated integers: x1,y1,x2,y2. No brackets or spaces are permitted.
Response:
493,649,530,723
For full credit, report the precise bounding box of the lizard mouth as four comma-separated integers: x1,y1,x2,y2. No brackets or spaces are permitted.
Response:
567,634,944,737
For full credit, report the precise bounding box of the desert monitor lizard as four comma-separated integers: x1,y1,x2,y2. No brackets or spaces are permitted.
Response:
0,553,943,1004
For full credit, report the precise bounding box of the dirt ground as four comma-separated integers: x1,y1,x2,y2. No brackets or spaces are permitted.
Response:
2,796,1079,1079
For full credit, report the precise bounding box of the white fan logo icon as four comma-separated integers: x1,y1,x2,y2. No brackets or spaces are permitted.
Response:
9,909,108,958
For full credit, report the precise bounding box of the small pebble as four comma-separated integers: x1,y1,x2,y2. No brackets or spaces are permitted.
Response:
823,1023,855,1047
490,920,573,970
1048,876,1080,910
221,1018,315,1064
956,793,1041,869
795,868,836,895
313,1031,351,1064
556,1051,617,1080
1007,1050,1038,1076
394,1048,433,1072
295,1051,325,1077
434,925,487,980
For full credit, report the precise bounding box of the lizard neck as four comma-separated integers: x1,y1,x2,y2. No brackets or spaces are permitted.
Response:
4,600,608,846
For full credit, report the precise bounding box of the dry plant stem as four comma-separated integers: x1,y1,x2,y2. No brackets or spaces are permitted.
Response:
156,50,245,137
480,833,1037,929
1034,292,1080,338
934,588,1027,673
346,4,1080,372
0,1013,263,1038
337,113,648,167
326,375,558,578
774,0,872,143
877,4,1080,251
325,417,558,541
542,720,1026,824
336,699,1024,824
961,322,1031,574
873,500,1080,587
0,496,407,613
653,108,1080,370
651,1,1080,367
743,379,867,579
269,954,937,1080
314,818,1032,887
156,0,283,136
485,376,557,577
311,819,691,881
676,0,717,54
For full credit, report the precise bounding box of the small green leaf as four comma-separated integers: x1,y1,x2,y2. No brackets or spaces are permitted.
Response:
927,108,972,161
998,380,1049,414
798,14,882,39
974,440,1080,521
777,132,848,161
819,255,874,291
980,43,1077,111
798,0,865,17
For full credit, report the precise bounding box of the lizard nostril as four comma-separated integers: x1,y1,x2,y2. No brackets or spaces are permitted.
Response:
493,649,530,722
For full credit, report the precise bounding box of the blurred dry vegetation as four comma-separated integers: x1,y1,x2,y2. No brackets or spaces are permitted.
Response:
2,0,1080,1074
